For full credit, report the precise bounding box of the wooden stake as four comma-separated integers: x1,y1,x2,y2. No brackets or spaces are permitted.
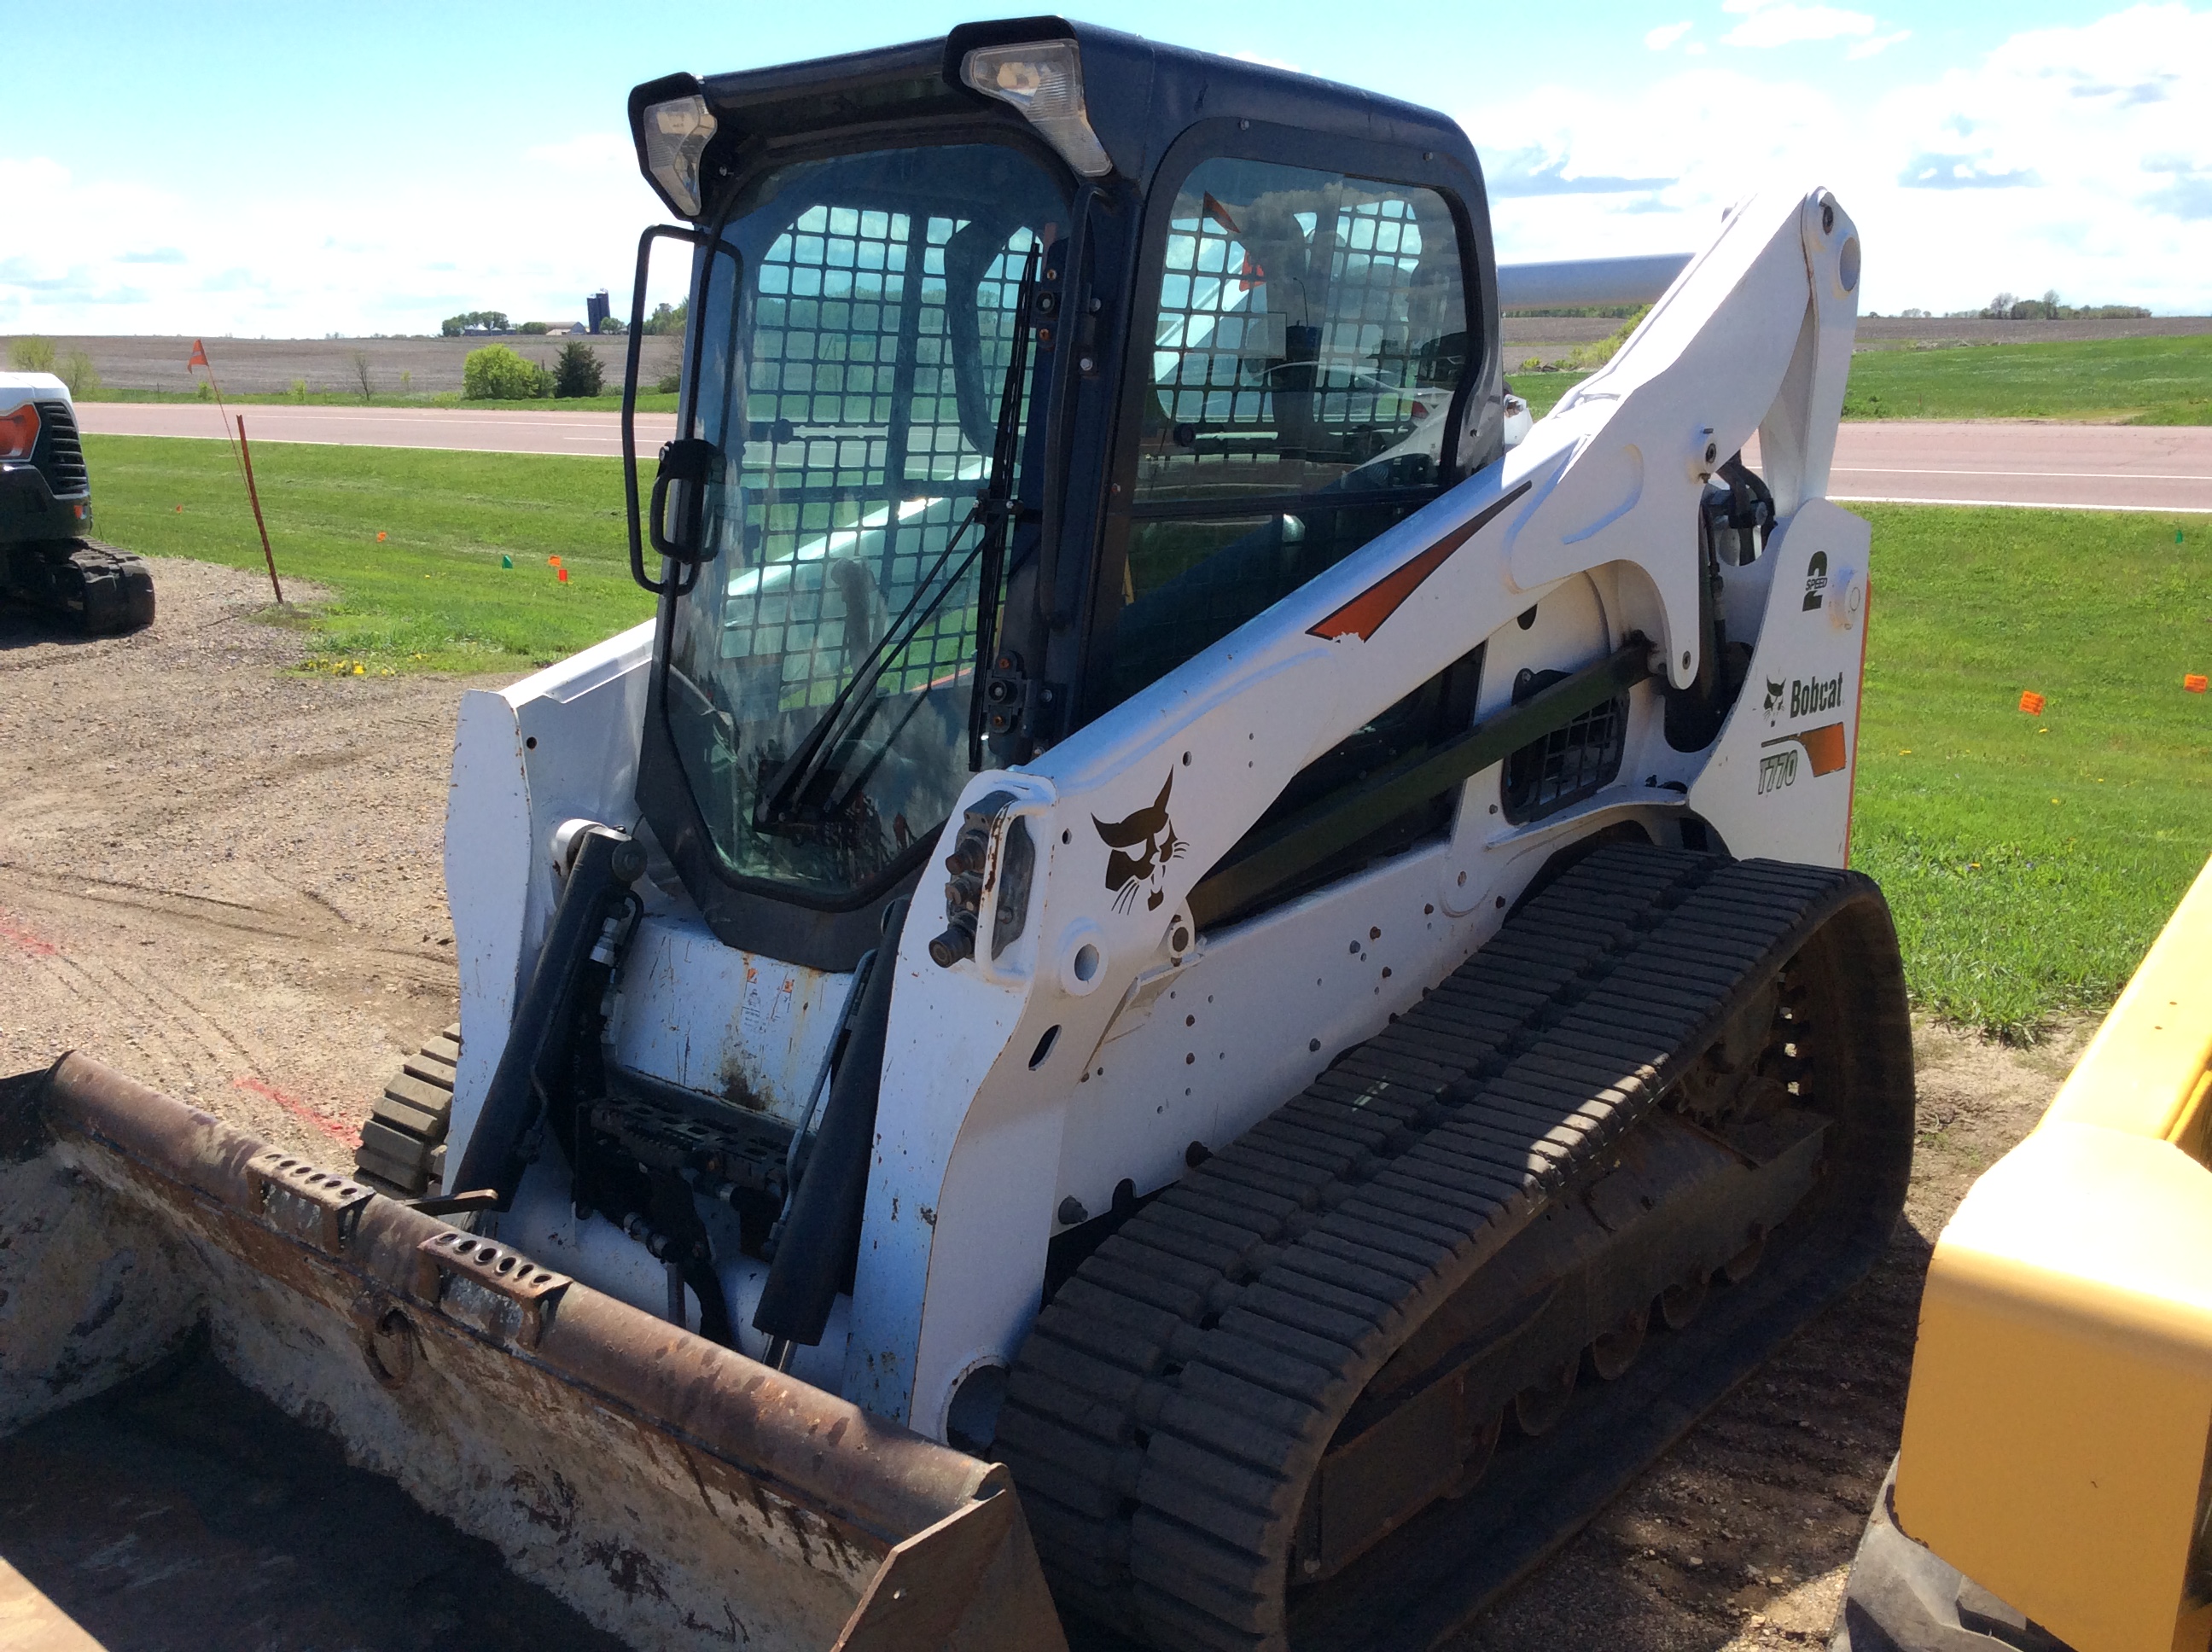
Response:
236,415,283,605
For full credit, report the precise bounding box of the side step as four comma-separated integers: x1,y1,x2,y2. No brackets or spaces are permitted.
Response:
354,1023,459,1197
999,843,1914,1652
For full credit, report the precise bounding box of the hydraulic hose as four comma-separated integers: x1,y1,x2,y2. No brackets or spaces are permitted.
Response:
452,826,644,1208
753,898,910,1352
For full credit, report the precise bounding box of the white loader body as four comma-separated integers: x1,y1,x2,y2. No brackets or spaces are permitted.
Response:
444,185,1871,1441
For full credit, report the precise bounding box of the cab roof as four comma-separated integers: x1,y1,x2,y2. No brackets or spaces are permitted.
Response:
631,16,1476,216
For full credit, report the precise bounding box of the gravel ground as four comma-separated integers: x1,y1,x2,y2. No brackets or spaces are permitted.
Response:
0,557,506,1155
1,554,2081,1648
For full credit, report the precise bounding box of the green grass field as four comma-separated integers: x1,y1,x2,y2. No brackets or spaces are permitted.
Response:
80,436,2212,1039
1849,504,2212,1039
1845,334,2212,424
84,433,654,672
1511,334,2212,427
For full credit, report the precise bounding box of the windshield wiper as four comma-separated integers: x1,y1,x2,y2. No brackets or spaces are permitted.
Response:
965,241,1042,770
753,242,1043,832
751,505,986,833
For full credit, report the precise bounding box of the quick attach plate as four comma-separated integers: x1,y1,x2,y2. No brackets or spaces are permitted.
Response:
245,1149,374,1254
413,1230,571,1350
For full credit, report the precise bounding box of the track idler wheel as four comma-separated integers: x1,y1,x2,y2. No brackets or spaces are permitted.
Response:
1722,1225,1769,1284
1446,1408,1505,1499
1514,1356,1580,1437
1587,1305,1650,1382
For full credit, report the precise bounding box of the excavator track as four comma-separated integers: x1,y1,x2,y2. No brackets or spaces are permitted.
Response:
998,842,1913,1652
1,538,156,636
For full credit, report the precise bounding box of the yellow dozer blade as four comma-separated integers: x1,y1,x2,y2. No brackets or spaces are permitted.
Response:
0,1054,1066,1652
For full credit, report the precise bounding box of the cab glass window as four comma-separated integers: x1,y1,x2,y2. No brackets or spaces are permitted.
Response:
1097,157,1470,710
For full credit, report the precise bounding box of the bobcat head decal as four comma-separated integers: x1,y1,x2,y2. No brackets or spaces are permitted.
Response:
1094,772,1184,913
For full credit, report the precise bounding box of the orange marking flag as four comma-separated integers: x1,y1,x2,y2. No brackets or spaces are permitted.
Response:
188,339,210,369
2187,673,2209,694
2018,690,2046,714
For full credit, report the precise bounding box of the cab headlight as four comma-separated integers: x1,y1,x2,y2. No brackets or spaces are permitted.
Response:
643,94,718,217
961,41,1112,177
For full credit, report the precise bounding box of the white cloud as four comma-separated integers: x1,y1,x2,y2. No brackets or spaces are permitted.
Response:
3,6,2207,332
1459,4,2212,314
1720,1,1877,49
1645,21,1695,49
0,130,683,336
1848,28,1912,58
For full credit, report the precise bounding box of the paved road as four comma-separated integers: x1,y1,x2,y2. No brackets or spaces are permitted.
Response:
1814,421,2212,513
77,403,2212,513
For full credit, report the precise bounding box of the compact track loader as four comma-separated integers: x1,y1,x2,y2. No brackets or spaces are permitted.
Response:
2,20,1912,1651
0,371,154,635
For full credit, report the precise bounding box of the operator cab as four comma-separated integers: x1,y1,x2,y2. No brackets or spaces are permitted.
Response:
623,19,1506,969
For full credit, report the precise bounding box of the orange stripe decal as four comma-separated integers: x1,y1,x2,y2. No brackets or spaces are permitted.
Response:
1307,480,1532,643
1763,721,1848,776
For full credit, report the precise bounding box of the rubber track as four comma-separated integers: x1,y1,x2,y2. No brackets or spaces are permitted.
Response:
998,844,1868,1651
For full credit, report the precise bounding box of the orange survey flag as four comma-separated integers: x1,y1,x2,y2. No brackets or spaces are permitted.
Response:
188,340,210,369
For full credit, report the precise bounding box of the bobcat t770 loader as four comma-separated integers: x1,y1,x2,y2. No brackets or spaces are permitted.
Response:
2,20,1912,1651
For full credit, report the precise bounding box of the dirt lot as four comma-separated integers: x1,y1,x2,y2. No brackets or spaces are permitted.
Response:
0,559,500,1155
1,556,2082,1649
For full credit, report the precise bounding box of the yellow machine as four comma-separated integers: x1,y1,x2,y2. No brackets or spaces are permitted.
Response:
1838,853,2212,1652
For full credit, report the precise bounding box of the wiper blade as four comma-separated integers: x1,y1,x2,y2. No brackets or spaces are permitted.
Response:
754,239,1045,832
752,503,986,833
964,241,1044,771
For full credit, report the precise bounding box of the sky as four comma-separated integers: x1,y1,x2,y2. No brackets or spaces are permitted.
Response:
3,1,2207,337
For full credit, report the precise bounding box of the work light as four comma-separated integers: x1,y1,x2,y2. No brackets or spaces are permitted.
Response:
643,94,718,217
961,41,1112,177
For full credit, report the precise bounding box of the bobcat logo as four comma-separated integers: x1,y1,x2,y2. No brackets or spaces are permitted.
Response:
1094,772,1185,913
1764,678,1786,724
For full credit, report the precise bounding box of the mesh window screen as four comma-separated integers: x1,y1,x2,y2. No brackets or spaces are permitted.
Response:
1102,156,1470,712
664,144,1062,899
1135,159,1465,507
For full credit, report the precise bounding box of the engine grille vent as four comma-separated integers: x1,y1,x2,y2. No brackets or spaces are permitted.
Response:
36,400,90,497
1502,672,1627,823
